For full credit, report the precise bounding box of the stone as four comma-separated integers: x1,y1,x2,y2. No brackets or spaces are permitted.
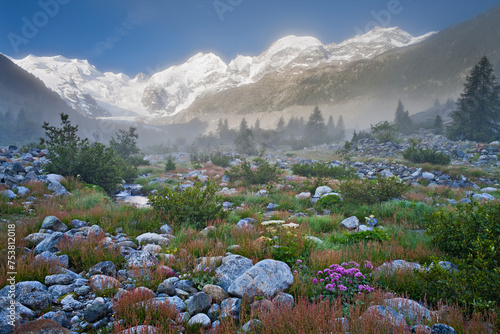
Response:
45,274,73,286
83,303,109,323
340,216,359,230
51,311,72,329
203,284,229,304
227,259,294,299
215,255,254,291
385,298,434,324
186,292,212,316
472,193,496,201
0,297,35,333
48,285,74,299
207,304,220,321
241,319,263,333
157,280,176,296
0,190,16,199
126,250,159,268
266,203,279,210
136,233,170,246
295,192,311,200
187,313,211,328
12,162,25,173
34,232,63,255
142,244,162,255
46,174,65,183
89,275,120,293
273,292,294,307
422,172,435,181
220,298,241,319
314,186,332,198
60,295,83,310
25,233,50,247
13,281,48,295
160,224,173,235
377,260,421,273
165,296,186,312
481,187,498,193
117,325,161,334
360,305,407,330
88,261,117,277
18,291,52,311
69,219,88,228
47,181,66,194
431,324,456,334
16,186,30,196
74,286,90,296
14,319,71,334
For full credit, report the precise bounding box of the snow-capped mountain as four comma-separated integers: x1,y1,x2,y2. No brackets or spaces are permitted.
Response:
11,27,436,119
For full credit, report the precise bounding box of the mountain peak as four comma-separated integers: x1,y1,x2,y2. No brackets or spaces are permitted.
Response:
266,35,323,55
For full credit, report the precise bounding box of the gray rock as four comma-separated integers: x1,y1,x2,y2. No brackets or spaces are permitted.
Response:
207,304,220,321
45,274,73,286
18,291,52,311
13,281,48,295
12,162,25,173
165,296,186,312
160,224,173,235
117,325,161,334
16,186,30,196
88,261,117,277
378,260,421,273
340,216,359,230
0,296,35,333
48,285,74,299
266,203,279,210
203,284,229,304
69,219,88,228
241,319,263,333
273,292,294,307
220,298,241,319
236,219,254,230
187,313,211,328
74,286,91,297
186,292,212,316
25,233,50,247
385,298,434,324
51,311,72,329
314,186,332,198
360,305,406,329
83,303,109,323
422,172,435,181
157,280,176,296
0,190,16,199
215,255,253,291
228,259,293,299
472,193,496,201
295,192,311,200
89,275,120,292
481,187,498,193
136,233,170,247
34,232,63,255
46,174,65,183
432,324,456,334
126,250,159,268
60,295,83,310
48,181,66,194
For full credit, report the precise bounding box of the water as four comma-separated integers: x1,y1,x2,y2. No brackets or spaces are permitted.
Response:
115,184,150,208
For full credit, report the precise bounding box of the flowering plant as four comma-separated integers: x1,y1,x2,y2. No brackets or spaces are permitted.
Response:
186,266,219,290
365,215,378,227
312,261,375,304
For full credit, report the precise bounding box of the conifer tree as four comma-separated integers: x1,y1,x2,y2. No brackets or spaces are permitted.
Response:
394,100,412,134
335,115,345,141
447,56,500,142
434,115,444,135
304,106,328,145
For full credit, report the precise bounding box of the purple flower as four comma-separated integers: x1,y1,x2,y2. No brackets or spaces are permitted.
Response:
338,284,347,291
354,272,365,279
293,270,298,274
318,271,323,275
296,259,303,263
364,261,373,270
348,261,360,268
320,279,325,282
341,262,348,266
312,278,318,284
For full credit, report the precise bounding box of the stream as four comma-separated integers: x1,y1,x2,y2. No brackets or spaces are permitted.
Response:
114,184,150,207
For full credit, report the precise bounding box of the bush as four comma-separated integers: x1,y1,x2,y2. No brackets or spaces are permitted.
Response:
329,228,390,244
149,179,228,229
370,121,398,143
316,194,342,211
165,155,176,172
403,146,451,165
209,151,232,167
291,162,357,180
226,158,281,185
339,176,409,205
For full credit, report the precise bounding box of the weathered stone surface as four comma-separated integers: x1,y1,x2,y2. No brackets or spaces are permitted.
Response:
241,319,263,333
203,284,229,304
314,186,332,198
385,298,434,324
164,296,186,312
377,260,421,273
83,303,109,323
157,280,176,296
136,233,170,246
126,250,159,268
340,216,359,230
60,295,83,310
360,305,407,330
89,275,120,292
0,296,35,333
295,192,311,200
185,292,212,316
220,298,241,319
48,285,74,299
215,255,253,291
187,313,211,328
207,304,220,321
431,324,457,334
41,216,68,232
14,319,71,334
45,274,73,287
227,259,293,298
273,292,294,307
34,232,63,255
69,219,88,228
117,325,161,334
18,291,52,311
88,261,117,277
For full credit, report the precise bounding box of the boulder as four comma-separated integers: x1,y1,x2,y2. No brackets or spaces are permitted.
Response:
340,216,359,230
187,313,211,328
60,295,83,310
164,296,186,312
157,280,176,296
88,261,117,277
34,232,63,255
385,298,434,324
83,303,109,323
360,305,407,330
314,186,332,198
16,186,30,197
117,326,161,334
215,255,253,291
220,298,241,319
431,324,456,334
13,319,71,334
0,190,16,199
136,233,170,247
89,275,120,293
69,219,88,228
41,216,68,233
18,291,52,311
185,292,212,316
227,259,293,298
377,260,421,273
203,284,229,304
45,274,73,286
126,250,159,268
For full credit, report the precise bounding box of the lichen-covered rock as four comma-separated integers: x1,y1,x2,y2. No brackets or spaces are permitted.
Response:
215,255,253,291
41,216,68,233
227,259,293,299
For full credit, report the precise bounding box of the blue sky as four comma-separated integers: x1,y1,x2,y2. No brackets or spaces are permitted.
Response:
1,0,499,76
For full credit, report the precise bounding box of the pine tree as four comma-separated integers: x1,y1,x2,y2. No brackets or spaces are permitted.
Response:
394,100,412,134
304,106,328,145
434,115,444,135
447,56,500,142
239,117,249,133
327,115,336,134
335,115,345,141
277,116,285,130
254,118,261,132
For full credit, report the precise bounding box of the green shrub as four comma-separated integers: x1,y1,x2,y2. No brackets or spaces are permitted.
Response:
291,162,357,180
315,194,342,211
370,121,398,143
403,146,451,165
226,158,281,185
209,151,231,167
329,228,390,244
165,155,176,172
149,179,228,229
339,176,409,205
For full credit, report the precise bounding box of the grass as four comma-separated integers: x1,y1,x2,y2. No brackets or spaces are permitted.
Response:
1,159,498,333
